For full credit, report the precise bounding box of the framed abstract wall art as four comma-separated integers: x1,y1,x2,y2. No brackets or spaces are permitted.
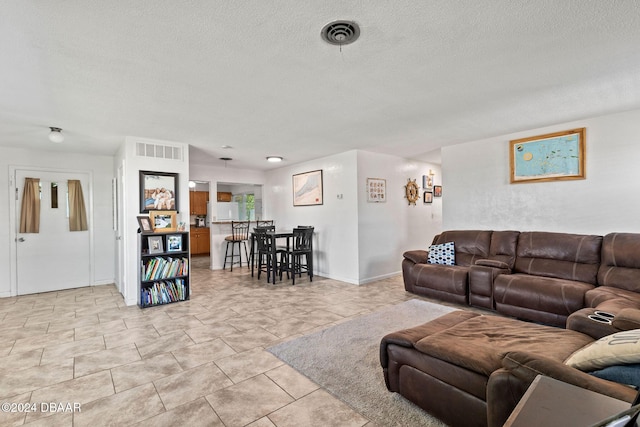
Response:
293,170,323,206
510,128,586,184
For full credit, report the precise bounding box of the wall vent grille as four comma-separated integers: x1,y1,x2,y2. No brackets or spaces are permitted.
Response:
136,142,183,161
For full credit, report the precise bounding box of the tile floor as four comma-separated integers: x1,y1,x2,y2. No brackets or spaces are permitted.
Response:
0,258,456,427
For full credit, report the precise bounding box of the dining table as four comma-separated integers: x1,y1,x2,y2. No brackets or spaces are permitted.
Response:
250,229,294,284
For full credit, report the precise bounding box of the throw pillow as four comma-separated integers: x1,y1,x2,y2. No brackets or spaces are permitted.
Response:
589,364,640,390
565,329,640,371
427,242,455,266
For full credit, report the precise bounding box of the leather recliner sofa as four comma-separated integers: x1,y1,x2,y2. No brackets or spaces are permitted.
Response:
402,230,640,329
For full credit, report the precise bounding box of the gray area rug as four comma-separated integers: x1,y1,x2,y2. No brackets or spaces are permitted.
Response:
268,299,455,427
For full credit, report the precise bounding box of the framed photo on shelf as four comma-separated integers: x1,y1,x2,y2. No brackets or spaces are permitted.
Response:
293,169,323,206
140,170,178,213
423,191,433,204
137,215,153,233
167,234,183,252
148,235,164,254
366,178,386,203
150,210,177,232
434,186,442,197
509,127,586,184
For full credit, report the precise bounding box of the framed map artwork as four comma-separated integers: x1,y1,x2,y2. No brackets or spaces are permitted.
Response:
366,178,386,203
510,128,586,184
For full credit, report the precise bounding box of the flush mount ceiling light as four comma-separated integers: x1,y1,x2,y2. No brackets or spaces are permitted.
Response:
48,127,64,143
266,156,283,163
321,20,360,46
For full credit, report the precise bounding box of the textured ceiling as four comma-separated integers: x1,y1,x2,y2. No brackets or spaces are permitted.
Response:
1,1,640,170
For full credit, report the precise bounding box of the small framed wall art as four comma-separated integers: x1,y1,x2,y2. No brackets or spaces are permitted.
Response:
366,178,386,202
148,235,164,254
150,210,177,232
434,186,442,197
423,191,433,204
167,234,183,252
137,215,153,233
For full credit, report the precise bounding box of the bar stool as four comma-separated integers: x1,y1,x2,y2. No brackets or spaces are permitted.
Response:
223,221,250,271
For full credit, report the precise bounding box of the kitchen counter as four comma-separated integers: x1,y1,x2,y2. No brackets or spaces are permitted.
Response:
209,221,274,269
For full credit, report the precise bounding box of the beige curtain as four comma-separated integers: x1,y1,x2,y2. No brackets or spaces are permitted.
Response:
68,180,88,231
19,178,41,233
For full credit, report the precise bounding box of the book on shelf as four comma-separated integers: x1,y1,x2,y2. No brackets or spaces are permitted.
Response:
140,279,187,307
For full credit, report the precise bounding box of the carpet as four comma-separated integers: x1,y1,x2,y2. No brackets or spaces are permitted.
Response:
267,299,456,427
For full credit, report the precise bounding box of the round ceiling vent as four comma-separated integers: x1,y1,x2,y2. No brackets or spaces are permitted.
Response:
321,20,360,46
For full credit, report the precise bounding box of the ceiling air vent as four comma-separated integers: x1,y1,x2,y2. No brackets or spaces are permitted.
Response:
321,20,360,46
136,142,183,161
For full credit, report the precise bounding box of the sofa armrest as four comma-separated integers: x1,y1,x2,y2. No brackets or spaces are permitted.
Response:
612,308,640,331
403,250,429,265
474,259,511,270
501,351,637,402
486,350,638,427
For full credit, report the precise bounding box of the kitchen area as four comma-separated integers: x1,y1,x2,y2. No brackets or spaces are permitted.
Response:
189,180,263,268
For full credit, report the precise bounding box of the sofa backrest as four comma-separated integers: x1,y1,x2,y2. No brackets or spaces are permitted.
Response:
433,230,492,267
489,230,520,269
598,233,640,292
514,231,602,284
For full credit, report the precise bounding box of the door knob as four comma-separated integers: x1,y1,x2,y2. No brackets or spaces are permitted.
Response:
16,237,25,242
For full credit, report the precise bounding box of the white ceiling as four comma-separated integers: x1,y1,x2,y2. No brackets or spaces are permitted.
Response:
2,1,640,170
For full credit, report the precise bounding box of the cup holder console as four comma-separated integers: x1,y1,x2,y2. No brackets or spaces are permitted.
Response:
588,311,615,325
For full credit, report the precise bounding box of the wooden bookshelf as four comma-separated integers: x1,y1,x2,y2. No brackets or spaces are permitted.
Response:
138,230,190,308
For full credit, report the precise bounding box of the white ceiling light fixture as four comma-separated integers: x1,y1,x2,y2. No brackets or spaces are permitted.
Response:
189,181,196,188
48,127,64,143
266,156,283,163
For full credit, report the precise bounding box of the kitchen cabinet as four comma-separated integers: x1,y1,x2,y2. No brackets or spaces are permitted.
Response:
190,227,210,255
217,192,232,202
189,191,208,215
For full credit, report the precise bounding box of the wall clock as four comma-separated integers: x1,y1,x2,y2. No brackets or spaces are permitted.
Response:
404,179,419,205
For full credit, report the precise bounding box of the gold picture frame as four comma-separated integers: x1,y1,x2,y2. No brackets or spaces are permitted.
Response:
510,128,586,184
149,210,177,232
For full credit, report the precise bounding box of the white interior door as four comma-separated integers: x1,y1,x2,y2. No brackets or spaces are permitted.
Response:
15,170,91,295
116,161,126,294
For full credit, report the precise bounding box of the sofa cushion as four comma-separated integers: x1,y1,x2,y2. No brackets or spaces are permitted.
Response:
589,364,640,389
514,232,602,284
428,242,455,265
414,315,593,377
598,233,640,293
433,230,492,267
411,263,469,296
494,273,594,316
565,329,640,371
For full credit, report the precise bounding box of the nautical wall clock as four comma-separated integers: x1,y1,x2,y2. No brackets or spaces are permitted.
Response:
404,179,419,205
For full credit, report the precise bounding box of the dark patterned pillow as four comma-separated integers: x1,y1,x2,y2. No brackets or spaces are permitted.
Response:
427,242,455,265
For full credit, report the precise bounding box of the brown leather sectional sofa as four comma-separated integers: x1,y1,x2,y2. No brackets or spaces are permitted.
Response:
402,230,640,330
382,230,640,427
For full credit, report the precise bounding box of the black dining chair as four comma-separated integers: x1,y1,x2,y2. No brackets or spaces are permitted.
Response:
223,221,250,271
283,227,314,285
251,225,275,272
254,227,286,283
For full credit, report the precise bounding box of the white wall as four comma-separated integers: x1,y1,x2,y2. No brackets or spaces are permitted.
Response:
264,150,442,284
266,151,360,283
356,151,442,283
119,137,190,306
442,108,640,234
0,147,115,297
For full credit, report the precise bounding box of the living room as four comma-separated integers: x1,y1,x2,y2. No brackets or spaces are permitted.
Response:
1,2,640,426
